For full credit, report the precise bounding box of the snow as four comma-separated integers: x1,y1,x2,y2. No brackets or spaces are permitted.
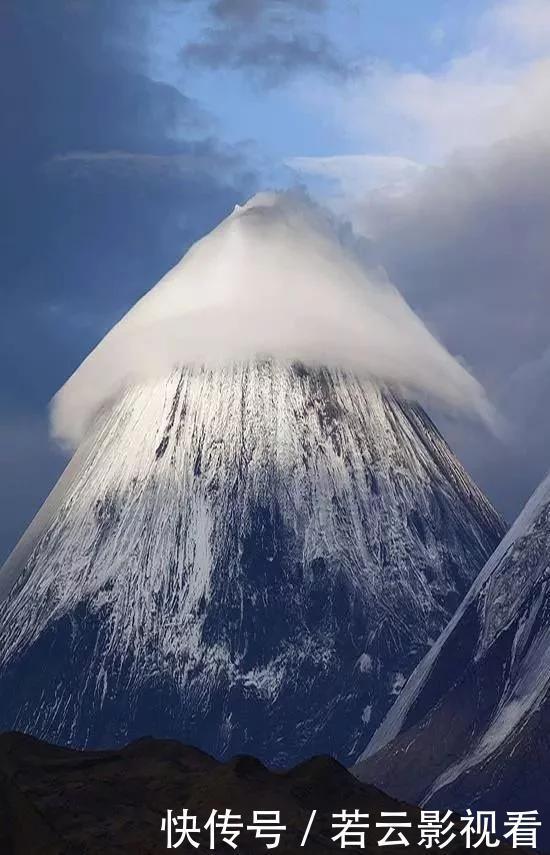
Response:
360,469,550,764
423,618,550,803
0,360,504,761
357,653,373,673
357,468,550,806
362,705,373,725
391,673,406,695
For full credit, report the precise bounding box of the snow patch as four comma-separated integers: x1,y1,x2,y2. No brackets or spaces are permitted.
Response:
358,653,373,673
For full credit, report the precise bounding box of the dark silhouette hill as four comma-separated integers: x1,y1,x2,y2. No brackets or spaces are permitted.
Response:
0,731,514,854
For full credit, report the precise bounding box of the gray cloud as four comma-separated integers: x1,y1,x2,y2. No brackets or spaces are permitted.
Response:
210,0,327,22
181,0,349,83
0,0,257,562
355,137,550,519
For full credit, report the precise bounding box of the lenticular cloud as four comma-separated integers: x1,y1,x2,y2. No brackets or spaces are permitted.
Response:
51,191,497,447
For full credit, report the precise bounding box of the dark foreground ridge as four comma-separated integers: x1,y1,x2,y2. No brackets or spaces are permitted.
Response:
0,732,514,854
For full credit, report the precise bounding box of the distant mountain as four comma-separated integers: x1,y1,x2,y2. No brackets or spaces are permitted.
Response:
0,731,515,854
354,469,550,845
0,360,504,765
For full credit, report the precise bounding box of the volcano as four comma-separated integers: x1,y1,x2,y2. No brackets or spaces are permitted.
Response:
0,194,505,765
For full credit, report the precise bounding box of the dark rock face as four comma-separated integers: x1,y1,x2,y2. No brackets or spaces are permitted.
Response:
354,474,550,849
0,362,505,765
0,732,513,854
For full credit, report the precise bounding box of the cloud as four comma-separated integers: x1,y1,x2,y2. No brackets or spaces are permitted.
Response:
343,137,550,519
287,0,550,518
356,136,550,378
488,0,550,50
286,154,425,217
181,0,349,83
0,0,257,559
46,144,254,188
209,0,327,22
304,53,550,167
296,0,550,166
51,191,498,448
286,154,424,189
1,0,257,397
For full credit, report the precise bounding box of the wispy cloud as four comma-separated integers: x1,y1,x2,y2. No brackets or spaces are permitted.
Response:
46,145,253,185
291,0,550,170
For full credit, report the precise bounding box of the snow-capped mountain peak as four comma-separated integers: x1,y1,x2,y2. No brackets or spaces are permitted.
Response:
0,360,504,764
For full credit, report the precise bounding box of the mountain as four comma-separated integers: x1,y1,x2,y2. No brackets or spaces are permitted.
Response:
0,359,504,765
354,469,550,843
0,731,515,855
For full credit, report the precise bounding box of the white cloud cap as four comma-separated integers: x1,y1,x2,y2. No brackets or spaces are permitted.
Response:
51,191,498,447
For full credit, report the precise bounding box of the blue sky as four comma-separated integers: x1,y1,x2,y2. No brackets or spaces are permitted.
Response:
2,0,550,561
148,0,490,162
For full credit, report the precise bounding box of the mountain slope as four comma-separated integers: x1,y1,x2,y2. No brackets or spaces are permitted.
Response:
354,469,550,839
0,360,504,765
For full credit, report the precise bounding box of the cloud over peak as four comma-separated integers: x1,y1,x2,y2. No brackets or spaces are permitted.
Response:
51,192,497,448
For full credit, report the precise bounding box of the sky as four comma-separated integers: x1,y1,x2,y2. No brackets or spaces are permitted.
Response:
1,0,549,561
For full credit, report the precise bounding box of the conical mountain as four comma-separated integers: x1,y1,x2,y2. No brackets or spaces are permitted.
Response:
354,468,550,838
0,194,505,765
